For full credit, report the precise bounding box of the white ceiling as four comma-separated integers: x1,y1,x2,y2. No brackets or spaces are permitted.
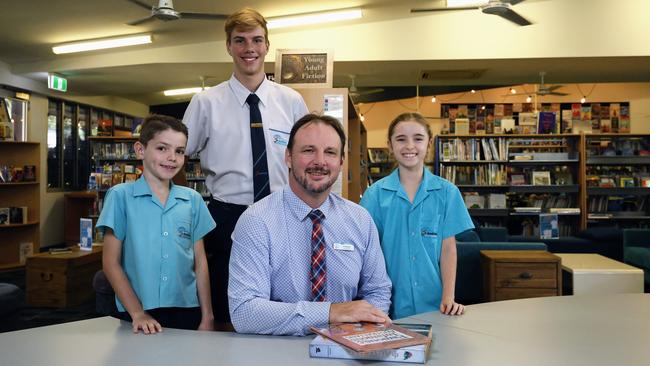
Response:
3,0,650,106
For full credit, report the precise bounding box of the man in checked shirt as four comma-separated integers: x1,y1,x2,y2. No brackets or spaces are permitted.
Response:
228,114,392,336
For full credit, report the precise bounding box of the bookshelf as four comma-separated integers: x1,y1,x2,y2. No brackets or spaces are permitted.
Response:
584,134,650,228
435,134,583,238
367,148,394,184
0,141,40,270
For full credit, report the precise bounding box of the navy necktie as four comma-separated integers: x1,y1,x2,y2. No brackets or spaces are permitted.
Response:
246,94,270,201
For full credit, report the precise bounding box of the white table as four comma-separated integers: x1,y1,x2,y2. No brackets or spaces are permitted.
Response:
1,294,649,366
557,253,644,295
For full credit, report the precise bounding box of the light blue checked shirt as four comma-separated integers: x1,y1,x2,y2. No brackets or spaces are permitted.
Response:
228,186,392,336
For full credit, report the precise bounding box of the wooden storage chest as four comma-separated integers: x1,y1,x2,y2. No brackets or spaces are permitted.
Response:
26,246,103,307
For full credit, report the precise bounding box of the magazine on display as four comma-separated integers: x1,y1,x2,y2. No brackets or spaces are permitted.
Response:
309,322,433,363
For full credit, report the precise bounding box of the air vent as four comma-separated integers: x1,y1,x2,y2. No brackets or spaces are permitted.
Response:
420,69,486,80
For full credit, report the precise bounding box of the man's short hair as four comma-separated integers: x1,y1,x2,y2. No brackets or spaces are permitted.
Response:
287,114,346,158
138,114,188,146
225,7,269,45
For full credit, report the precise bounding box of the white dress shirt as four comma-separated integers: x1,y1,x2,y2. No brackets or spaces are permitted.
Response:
183,75,309,205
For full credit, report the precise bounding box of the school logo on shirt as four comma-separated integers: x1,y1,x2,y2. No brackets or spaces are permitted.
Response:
176,222,192,247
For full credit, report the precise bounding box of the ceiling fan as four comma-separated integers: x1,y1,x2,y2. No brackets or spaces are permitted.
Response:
411,0,533,27
126,0,228,26
505,72,568,97
348,75,384,99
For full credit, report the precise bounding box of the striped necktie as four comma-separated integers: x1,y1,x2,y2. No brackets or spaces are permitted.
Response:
308,209,327,302
246,93,270,202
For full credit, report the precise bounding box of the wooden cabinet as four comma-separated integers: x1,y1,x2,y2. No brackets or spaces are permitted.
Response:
481,250,561,302
0,141,40,270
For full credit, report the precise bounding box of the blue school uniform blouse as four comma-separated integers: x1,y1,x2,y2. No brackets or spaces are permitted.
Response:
96,176,216,312
360,168,474,319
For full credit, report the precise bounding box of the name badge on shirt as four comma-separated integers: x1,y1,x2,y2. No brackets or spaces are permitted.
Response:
270,128,289,146
333,242,355,251
421,229,437,238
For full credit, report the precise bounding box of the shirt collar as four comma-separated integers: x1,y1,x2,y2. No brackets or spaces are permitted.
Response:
228,74,270,108
132,175,190,201
382,168,443,192
283,186,334,223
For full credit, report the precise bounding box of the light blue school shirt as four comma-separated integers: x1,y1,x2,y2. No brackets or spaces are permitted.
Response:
96,176,216,312
228,186,392,336
360,168,474,319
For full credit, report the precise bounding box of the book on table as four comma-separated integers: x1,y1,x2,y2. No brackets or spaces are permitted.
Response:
309,322,433,363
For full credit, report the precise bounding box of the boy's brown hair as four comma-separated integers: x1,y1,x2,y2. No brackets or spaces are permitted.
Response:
138,114,188,146
224,7,269,46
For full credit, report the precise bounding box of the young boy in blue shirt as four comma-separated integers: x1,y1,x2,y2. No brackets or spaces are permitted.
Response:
97,115,216,334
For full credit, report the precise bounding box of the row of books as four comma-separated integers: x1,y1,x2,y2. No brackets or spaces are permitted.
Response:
0,164,36,183
439,138,507,161
463,193,506,209
510,193,577,210
441,102,631,135
439,164,508,186
0,206,28,225
88,163,143,190
91,142,137,160
585,175,650,188
588,196,649,213
90,116,143,137
586,136,650,157
518,216,574,238
509,169,574,186
186,161,205,179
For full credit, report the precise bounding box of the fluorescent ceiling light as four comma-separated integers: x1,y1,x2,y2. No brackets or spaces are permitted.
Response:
163,87,207,96
267,8,362,29
447,0,489,7
52,34,152,54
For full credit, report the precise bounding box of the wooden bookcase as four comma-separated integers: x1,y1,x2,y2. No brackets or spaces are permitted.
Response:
0,141,40,270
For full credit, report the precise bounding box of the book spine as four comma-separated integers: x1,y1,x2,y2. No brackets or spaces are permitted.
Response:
309,344,425,364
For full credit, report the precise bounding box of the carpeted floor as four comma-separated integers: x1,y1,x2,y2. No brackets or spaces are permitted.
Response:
0,268,102,333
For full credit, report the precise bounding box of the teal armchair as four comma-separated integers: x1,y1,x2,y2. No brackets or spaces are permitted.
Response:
623,229,650,287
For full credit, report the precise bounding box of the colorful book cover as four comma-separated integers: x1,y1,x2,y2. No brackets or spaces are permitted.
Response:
540,213,559,239
309,323,432,364
80,218,93,251
455,118,470,135
310,322,430,353
571,103,582,120
580,105,592,121
619,105,630,133
503,104,513,117
494,104,504,117
537,112,556,134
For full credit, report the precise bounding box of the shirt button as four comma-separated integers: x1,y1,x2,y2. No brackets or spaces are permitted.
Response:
162,276,168,281
414,282,418,286
412,256,416,261
411,232,415,236
163,254,169,259
163,232,168,236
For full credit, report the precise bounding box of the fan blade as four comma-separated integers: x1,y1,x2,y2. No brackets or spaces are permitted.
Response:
126,0,153,11
179,12,228,20
497,8,532,26
127,15,156,26
359,88,384,96
545,85,563,92
548,92,569,96
411,7,478,13
508,0,527,5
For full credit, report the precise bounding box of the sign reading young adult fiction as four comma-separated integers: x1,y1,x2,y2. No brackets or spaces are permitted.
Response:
275,49,333,88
